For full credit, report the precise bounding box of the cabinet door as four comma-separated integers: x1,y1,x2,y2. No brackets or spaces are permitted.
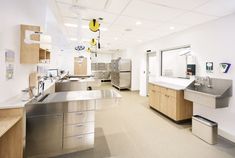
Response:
149,88,156,107
167,96,177,120
74,57,87,75
155,92,161,111
160,94,168,115
20,25,40,64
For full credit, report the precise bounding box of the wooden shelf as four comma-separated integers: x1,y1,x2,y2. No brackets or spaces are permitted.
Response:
39,48,50,63
20,24,51,64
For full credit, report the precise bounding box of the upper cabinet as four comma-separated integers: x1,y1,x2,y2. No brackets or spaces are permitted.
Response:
20,24,40,64
20,24,51,64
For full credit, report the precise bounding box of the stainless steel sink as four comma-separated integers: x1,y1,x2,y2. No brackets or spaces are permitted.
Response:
184,78,232,108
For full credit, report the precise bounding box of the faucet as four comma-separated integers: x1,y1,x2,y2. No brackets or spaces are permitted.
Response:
38,80,45,96
206,76,212,88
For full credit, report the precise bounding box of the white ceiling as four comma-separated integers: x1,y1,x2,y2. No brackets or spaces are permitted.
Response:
54,0,235,50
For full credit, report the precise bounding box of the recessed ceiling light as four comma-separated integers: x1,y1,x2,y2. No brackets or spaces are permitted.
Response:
170,26,175,30
64,23,78,28
114,37,118,40
137,39,142,43
70,38,78,41
136,21,142,25
81,25,89,29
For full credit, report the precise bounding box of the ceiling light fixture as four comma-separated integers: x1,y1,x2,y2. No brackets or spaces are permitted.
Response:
64,23,78,28
170,26,175,30
114,37,118,40
81,25,89,29
70,38,78,41
136,21,142,25
137,39,142,43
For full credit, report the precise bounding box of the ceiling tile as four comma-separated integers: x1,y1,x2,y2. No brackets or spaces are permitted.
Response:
194,0,235,17
56,0,108,10
113,16,163,30
171,12,217,26
80,9,118,24
122,0,186,22
105,0,130,14
140,0,209,10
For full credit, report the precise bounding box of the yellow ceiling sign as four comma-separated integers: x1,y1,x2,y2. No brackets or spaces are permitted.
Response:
89,19,100,32
90,38,97,46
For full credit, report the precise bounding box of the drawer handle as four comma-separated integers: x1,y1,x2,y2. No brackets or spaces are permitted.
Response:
76,112,83,115
76,124,84,127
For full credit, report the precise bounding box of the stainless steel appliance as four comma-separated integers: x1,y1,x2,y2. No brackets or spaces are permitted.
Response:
25,90,121,157
91,63,111,81
111,58,131,90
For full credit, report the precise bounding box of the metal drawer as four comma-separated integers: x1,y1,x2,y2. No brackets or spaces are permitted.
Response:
63,133,94,150
64,122,94,137
65,100,95,112
64,111,95,125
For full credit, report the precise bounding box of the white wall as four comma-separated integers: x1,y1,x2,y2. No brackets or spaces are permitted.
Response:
127,13,235,141
0,0,48,102
91,53,113,63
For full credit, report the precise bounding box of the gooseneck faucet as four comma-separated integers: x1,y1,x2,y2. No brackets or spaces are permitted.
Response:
206,76,212,88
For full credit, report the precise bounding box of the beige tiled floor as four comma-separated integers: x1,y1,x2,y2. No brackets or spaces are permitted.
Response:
55,83,235,158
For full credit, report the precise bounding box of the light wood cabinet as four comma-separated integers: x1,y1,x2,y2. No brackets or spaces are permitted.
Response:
20,25,51,64
20,24,40,64
74,57,87,75
0,108,24,158
149,83,193,121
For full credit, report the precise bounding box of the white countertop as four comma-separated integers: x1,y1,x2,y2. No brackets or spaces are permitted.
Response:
149,77,194,90
149,81,187,90
0,73,67,109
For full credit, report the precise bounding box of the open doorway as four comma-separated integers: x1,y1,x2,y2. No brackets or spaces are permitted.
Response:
146,52,157,95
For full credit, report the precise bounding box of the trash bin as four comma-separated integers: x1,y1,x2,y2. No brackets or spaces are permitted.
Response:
192,115,218,145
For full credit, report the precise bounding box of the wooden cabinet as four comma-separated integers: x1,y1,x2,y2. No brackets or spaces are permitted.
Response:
39,48,51,63
20,25,51,64
148,83,193,121
0,108,24,158
74,57,87,75
20,24,40,64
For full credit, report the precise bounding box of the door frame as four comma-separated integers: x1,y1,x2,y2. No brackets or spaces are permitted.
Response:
146,51,156,96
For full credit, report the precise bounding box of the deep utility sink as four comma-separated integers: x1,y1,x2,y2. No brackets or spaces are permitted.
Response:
184,78,232,108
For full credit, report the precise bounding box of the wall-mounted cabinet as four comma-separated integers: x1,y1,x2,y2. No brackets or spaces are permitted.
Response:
149,83,193,121
20,24,40,64
39,48,50,63
20,24,51,64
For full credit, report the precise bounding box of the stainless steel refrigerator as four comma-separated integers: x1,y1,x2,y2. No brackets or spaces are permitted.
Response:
111,58,131,90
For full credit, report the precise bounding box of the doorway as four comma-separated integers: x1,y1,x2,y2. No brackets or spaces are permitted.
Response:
146,52,157,95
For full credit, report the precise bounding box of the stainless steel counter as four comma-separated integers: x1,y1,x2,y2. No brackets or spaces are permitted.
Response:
35,90,121,104
25,89,121,157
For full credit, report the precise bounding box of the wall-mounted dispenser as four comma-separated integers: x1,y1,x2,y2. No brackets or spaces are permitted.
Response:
187,55,196,76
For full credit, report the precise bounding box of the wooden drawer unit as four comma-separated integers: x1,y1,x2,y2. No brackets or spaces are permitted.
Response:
63,133,94,150
65,101,95,112
64,122,94,137
148,83,192,121
64,111,95,125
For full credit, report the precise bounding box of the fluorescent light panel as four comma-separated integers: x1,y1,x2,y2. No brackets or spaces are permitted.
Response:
64,23,78,28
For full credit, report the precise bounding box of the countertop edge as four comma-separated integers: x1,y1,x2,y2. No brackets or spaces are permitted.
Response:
0,116,22,137
149,81,187,90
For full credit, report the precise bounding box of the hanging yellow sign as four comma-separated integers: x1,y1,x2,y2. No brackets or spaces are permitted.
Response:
87,47,91,53
90,38,97,46
89,19,100,32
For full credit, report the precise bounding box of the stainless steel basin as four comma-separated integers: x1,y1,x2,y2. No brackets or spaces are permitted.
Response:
184,78,232,108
